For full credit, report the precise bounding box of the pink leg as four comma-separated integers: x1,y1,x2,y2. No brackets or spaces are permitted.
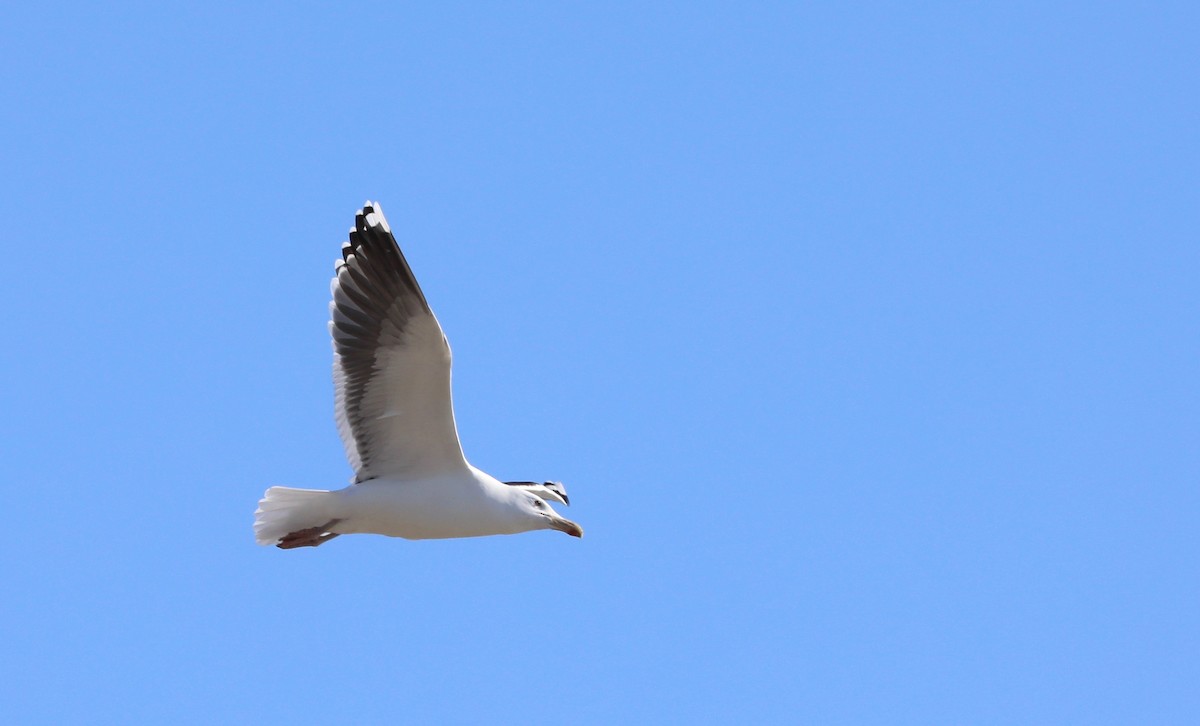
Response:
277,520,342,549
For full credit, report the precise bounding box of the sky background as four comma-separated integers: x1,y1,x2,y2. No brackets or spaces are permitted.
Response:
2,2,1197,723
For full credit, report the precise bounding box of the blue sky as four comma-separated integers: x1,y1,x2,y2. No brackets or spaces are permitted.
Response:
2,2,1196,723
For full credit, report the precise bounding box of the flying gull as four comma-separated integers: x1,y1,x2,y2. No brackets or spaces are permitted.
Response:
254,202,582,548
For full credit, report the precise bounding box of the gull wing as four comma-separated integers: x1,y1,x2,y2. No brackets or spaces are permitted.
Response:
329,202,466,482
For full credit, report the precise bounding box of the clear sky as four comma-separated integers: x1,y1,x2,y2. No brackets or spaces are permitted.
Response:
2,2,1196,724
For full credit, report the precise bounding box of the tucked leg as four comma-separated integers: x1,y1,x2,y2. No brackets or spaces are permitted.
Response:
277,519,342,549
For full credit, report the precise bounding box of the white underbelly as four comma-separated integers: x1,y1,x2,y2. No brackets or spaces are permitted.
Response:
330,478,519,540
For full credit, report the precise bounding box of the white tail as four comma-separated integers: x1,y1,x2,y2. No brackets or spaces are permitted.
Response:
254,487,337,546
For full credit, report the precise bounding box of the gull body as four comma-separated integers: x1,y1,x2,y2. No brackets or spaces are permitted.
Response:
254,202,582,549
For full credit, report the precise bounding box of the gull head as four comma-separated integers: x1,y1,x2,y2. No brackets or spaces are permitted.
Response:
517,492,583,538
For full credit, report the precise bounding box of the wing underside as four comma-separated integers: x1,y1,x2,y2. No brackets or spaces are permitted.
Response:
329,202,466,482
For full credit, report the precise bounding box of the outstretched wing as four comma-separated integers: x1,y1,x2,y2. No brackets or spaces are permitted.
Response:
329,202,466,482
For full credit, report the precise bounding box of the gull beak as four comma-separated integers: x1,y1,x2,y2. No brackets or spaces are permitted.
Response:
548,516,584,538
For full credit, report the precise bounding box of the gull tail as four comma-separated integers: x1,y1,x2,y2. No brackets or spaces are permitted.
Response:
254,486,339,547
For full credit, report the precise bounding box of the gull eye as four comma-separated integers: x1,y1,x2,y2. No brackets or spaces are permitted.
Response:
532,499,545,509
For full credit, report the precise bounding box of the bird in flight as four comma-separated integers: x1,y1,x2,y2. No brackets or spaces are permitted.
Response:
255,202,582,549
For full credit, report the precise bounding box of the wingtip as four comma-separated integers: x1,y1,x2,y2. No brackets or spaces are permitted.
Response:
363,201,390,233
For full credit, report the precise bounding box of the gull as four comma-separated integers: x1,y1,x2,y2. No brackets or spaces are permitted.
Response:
254,202,582,549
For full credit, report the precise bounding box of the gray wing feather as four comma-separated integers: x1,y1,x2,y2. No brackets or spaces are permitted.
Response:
330,202,466,482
